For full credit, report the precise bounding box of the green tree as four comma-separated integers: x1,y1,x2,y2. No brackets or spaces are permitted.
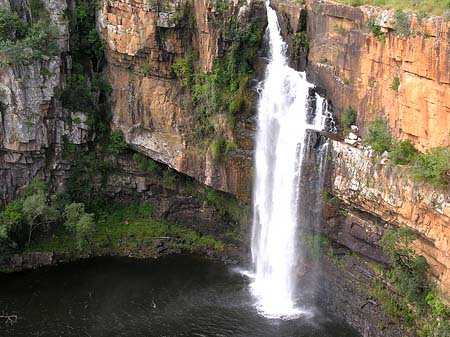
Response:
0,9,28,42
0,200,25,246
22,190,58,244
108,130,128,155
390,140,417,165
381,228,430,303
365,119,393,154
63,203,95,249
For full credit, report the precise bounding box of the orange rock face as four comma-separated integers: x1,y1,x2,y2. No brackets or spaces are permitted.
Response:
274,0,450,151
331,141,450,296
99,0,266,199
272,0,450,297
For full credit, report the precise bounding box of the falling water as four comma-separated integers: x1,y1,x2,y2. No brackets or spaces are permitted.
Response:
250,1,330,318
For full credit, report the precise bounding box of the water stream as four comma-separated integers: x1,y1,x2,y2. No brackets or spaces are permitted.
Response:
250,1,331,318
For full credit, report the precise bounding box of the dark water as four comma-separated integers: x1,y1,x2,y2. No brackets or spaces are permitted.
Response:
0,255,359,337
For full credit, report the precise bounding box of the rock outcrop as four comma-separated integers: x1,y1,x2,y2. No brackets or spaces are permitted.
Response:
99,0,267,199
0,0,90,203
328,140,450,295
271,0,450,298
273,0,450,151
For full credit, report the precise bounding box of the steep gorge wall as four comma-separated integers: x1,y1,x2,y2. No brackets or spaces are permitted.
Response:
273,0,450,151
0,0,91,203
99,0,267,199
272,0,450,296
328,141,450,295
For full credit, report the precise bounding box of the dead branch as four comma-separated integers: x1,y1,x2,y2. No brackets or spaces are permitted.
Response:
0,314,18,325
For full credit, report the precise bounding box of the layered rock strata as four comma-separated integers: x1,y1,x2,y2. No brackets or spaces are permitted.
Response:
99,0,267,199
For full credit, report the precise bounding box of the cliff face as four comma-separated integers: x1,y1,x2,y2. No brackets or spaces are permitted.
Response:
329,141,450,294
0,0,91,202
99,0,266,199
272,0,450,296
274,0,450,151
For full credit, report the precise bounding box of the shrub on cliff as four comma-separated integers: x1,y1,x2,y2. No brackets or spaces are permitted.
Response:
341,106,357,129
0,2,59,68
394,10,411,36
0,9,28,42
211,136,236,163
411,147,450,187
108,130,128,155
365,119,393,154
381,227,430,304
390,140,417,165
0,20,59,66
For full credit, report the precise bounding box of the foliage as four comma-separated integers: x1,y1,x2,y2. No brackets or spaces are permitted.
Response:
374,227,450,336
172,53,195,89
391,76,400,91
0,181,58,249
380,228,430,304
132,153,162,176
61,74,96,114
162,169,177,185
108,130,128,155
63,203,95,249
367,16,386,43
0,0,59,67
61,73,111,130
72,0,105,71
365,119,393,154
0,200,25,243
341,106,357,129
211,136,236,163
29,202,223,256
332,0,450,16
61,0,109,139
66,153,113,210
390,139,417,165
0,19,59,67
411,147,450,187
204,190,248,224
177,18,264,142
22,190,59,245
292,31,309,59
0,9,28,42
334,25,347,35
394,9,411,36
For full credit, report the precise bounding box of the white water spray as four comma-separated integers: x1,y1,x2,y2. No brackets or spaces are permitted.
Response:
249,1,329,318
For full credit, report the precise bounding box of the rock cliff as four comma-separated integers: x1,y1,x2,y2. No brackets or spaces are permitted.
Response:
273,0,450,151
99,0,267,199
329,141,450,294
272,0,450,297
0,0,91,203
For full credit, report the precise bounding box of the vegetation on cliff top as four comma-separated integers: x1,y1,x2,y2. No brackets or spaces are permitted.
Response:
334,0,450,16
0,2,59,67
342,117,450,188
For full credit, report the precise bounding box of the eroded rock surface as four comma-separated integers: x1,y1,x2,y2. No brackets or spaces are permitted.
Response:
0,0,90,203
273,0,450,151
330,140,450,294
99,0,267,199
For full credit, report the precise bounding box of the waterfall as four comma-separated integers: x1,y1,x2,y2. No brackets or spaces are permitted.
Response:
249,1,330,318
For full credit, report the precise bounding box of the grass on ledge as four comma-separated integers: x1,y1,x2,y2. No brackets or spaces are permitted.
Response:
332,0,450,16
26,218,224,258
